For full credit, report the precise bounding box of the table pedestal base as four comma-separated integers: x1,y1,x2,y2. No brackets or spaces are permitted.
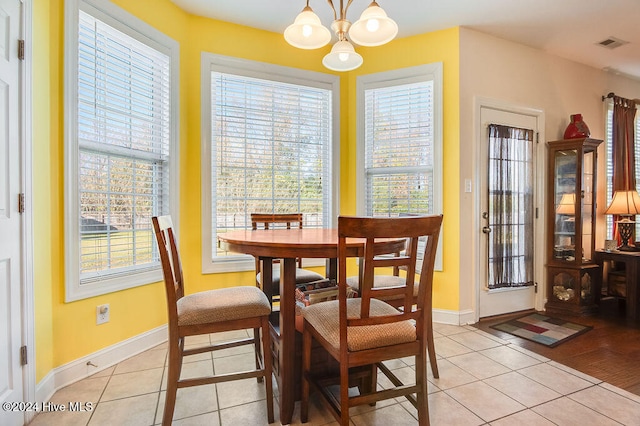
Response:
268,318,373,423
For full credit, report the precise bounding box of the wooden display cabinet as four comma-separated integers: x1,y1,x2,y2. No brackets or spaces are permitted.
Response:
545,138,602,315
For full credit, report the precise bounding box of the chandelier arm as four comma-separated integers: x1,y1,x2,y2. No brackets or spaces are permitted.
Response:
326,0,338,21
342,0,355,19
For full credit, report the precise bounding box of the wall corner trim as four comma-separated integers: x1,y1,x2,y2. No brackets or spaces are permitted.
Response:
433,308,476,326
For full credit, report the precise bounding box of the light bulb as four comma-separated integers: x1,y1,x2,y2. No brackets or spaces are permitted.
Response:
338,52,349,62
302,24,312,38
366,18,379,32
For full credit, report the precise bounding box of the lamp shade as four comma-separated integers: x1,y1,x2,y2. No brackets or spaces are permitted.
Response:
348,1,398,46
284,7,332,49
322,40,363,71
556,193,576,215
604,189,640,215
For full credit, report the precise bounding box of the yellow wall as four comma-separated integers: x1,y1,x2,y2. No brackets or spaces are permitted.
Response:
33,0,460,381
33,0,55,382
348,29,461,310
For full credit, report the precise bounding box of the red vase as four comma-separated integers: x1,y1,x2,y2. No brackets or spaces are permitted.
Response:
563,114,590,139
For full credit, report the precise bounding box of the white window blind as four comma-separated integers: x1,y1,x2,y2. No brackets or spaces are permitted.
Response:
77,10,171,281
604,103,640,239
211,72,333,258
65,0,178,300
364,81,435,215
357,64,443,270
605,106,614,239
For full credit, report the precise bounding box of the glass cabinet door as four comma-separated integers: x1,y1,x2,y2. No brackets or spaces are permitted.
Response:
553,149,577,262
581,150,594,262
546,137,602,316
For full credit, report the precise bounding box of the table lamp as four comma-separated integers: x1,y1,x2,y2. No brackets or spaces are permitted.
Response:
556,193,576,217
604,189,640,251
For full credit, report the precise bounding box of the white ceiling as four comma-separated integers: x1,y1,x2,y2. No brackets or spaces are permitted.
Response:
171,0,640,80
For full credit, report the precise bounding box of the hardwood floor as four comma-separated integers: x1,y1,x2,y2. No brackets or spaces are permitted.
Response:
474,297,640,396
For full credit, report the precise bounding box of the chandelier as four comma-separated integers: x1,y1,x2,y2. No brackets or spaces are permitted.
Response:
284,0,398,72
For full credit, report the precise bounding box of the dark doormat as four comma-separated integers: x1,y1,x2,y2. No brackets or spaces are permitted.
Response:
490,313,592,348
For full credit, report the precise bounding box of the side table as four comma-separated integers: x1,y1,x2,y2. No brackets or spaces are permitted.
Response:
593,249,640,321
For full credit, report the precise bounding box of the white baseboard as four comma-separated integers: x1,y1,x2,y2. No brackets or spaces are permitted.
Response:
457,309,477,325
34,309,476,403
35,325,168,404
433,308,477,326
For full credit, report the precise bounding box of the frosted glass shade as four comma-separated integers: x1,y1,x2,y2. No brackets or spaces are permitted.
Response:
349,2,398,46
284,7,332,49
322,40,363,71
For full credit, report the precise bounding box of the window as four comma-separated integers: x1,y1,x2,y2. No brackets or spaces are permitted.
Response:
64,0,179,301
201,54,339,273
356,63,443,269
604,102,640,239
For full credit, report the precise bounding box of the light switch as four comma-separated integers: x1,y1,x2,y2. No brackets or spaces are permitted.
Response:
464,179,472,193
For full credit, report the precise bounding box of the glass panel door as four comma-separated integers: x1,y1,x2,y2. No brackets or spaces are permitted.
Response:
487,124,535,289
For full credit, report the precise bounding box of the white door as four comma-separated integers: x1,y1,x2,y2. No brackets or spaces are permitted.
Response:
479,106,540,318
0,0,25,425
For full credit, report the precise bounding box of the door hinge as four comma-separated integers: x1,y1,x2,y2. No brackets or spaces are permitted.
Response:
536,132,540,144
18,39,25,60
20,346,28,366
18,193,25,214
534,282,538,293
535,207,538,219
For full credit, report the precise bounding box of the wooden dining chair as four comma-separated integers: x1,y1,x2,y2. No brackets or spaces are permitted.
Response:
251,213,325,304
152,216,274,426
345,230,440,378
301,215,443,426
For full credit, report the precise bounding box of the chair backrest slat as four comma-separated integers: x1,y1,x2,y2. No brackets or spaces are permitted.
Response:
251,213,305,268
373,255,411,269
251,213,304,230
152,216,183,327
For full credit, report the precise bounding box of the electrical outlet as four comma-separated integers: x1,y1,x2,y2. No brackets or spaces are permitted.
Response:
96,304,110,325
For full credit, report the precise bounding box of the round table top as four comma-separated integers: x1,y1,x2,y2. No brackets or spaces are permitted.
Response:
218,228,405,258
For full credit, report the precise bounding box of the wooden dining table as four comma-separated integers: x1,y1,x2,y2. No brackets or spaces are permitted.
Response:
218,228,405,424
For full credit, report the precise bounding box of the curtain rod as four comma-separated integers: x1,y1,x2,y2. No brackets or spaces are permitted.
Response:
602,92,640,104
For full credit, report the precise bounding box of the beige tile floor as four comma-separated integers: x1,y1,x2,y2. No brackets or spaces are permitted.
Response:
29,323,640,425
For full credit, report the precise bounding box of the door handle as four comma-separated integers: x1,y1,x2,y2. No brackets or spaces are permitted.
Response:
482,226,491,234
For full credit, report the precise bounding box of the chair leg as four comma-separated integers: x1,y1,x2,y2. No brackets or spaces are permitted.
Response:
426,315,439,378
368,364,378,406
427,334,439,379
163,338,181,426
261,318,275,424
339,362,350,426
357,364,377,406
254,327,263,383
415,351,430,426
300,325,312,423
177,336,185,379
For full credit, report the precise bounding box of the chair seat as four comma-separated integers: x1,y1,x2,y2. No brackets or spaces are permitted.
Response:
346,275,418,300
302,298,416,352
257,266,325,286
177,286,271,326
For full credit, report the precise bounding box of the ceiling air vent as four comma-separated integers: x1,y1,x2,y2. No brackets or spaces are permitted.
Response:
597,37,629,50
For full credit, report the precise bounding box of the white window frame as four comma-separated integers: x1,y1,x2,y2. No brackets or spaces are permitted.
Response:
201,53,340,273
356,63,443,270
64,0,180,301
